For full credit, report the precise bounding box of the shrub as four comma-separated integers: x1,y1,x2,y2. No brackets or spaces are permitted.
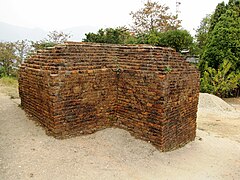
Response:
200,59,240,97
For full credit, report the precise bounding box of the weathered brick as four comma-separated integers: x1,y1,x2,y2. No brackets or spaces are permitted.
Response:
19,42,200,152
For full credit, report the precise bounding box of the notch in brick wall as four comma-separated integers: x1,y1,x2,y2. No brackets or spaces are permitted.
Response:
19,42,200,152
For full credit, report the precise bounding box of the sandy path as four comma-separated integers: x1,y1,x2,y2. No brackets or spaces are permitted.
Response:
197,111,240,143
0,93,240,180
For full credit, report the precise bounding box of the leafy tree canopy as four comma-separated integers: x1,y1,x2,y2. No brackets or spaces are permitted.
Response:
157,30,193,52
0,42,17,77
202,0,240,70
135,29,193,52
130,0,181,34
195,14,211,55
83,27,135,44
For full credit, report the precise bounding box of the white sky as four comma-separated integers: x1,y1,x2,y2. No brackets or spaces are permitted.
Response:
0,0,228,34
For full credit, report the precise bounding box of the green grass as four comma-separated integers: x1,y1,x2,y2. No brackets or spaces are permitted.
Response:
0,76,19,98
0,76,18,87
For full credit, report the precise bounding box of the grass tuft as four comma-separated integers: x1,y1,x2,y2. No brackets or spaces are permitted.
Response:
0,76,18,87
0,76,19,98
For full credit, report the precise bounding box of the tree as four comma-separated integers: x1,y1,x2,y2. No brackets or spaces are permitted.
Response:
133,29,193,52
157,30,193,52
83,27,136,44
198,0,240,97
202,0,240,70
130,0,181,34
32,31,71,51
0,42,17,77
14,39,32,64
135,30,160,45
209,2,227,31
195,14,211,55
46,30,71,44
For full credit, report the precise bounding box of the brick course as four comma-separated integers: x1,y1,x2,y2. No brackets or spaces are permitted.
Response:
19,42,199,151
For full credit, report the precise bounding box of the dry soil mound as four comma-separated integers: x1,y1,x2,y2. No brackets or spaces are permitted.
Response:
198,93,240,120
198,93,236,112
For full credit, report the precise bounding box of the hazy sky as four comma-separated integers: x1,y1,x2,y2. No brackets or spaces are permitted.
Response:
0,0,228,34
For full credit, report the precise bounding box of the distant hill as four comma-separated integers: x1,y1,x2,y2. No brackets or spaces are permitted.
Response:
63,26,100,41
0,22,99,42
0,22,46,42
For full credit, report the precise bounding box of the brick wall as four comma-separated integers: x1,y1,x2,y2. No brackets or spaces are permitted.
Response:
19,42,199,151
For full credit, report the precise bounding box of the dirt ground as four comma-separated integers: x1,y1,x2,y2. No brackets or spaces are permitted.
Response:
197,93,240,143
0,85,240,180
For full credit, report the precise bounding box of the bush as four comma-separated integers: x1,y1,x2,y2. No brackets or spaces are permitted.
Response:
200,59,240,97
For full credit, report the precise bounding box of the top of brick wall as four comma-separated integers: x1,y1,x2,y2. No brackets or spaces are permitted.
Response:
56,41,175,49
24,42,197,75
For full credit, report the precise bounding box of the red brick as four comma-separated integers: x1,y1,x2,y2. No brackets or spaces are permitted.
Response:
19,42,200,152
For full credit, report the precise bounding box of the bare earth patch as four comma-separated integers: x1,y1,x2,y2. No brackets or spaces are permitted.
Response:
224,97,240,111
0,86,240,180
197,93,240,142
0,78,19,99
